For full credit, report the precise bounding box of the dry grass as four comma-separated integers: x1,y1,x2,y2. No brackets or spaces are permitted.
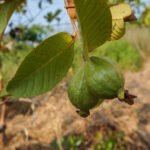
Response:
124,26,150,58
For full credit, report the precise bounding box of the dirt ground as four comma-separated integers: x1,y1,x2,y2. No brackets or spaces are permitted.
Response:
0,59,150,150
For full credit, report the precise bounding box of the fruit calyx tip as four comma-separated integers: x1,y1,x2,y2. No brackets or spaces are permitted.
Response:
76,110,90,118
118,90,137,105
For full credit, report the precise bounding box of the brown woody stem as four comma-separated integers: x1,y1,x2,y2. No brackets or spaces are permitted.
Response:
64,0,79,39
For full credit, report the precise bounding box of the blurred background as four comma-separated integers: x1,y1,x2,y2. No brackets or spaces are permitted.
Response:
0,0,150,149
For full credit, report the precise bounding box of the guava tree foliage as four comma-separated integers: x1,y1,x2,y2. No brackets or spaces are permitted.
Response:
108,0,146,9
109,0,150,26
0,0,137,117
6,0,61,43
14,0,62,24
143,8,150,26
109,0,144,4
9,25,50,43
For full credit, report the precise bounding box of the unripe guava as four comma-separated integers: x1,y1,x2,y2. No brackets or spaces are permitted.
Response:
67,67,103,117
85,56,125,100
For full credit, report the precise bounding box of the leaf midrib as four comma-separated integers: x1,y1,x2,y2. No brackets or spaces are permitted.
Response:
13,40,74,83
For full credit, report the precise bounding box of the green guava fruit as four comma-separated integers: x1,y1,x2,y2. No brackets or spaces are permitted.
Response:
85,56,125,100
67,67,103,117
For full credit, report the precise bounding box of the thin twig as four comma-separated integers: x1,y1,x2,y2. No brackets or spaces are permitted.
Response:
64,0,80,39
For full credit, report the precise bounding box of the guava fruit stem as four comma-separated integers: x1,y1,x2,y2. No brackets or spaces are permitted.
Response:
118,89,125,100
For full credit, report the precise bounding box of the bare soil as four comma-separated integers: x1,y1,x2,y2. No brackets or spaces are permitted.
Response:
0,59,150,150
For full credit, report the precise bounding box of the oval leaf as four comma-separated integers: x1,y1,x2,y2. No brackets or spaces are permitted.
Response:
74,0,112,52
7,32,75,97
0,0,22,42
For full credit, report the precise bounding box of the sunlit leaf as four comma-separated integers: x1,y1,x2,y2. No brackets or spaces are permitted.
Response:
109,3,133,41
7,32,75,97
110,3,133,20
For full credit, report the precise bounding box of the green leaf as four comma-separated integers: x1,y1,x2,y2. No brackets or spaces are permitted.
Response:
0,0,22,42
0,86,10,98
7,32,75,97
74,0,112,52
